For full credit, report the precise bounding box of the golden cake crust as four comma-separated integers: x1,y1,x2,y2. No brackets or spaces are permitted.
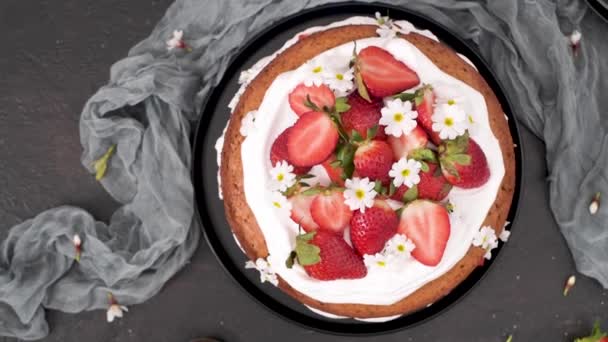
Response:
220,24,516,318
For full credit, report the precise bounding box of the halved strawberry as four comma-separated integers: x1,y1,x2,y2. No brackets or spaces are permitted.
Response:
321,155,345,186
288,83,335,117
358,46,420,98
350,199,398,255
397,200,450,266
310,189,352,233
289,193,319,232
415,85,441,145
287,111,339,167
387,126,429,160
303,230,367,280
353,140,393,182
391,162,452,202
341,93,386,140
270,127,312,175
438,135,490,189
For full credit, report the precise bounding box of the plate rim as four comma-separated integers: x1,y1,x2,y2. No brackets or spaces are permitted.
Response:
192,1,524,336
586,0,608,23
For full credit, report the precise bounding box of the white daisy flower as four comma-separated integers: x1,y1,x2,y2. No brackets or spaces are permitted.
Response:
375,11,392,26
364,253,391,269
245,258,279,286
270,191,292,213
166,30,187,51
269,161,296,192
344,177,377,213
385,234,416,257
323,68,354,97
302,61,326,86
472,226,499,260
499,229,511,242
380,98,418,137
106,303,128,323
239,110,257,137
431,102,467,140
389,158,422,188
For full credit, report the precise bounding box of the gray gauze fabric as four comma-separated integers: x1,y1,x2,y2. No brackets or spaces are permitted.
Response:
1,0,606,339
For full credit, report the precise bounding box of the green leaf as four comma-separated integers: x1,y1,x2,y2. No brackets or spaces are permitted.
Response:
392,92,417,102
420,161,429,173
395,207,404,217
505,335,512,342
301,187,323,196
445,201,454,213
409,148,437,163
298,182,310,187
285,251,297,268
366,125,378,140
351,130,364,143
388,182,396,196
574,320,607,342
294,232,321,266
402,185,418,203
304,94,321,112
336,143,356,179
335,97,351,113
299,174,315,179
374,180,383,193
449,153,472,165
93,144,116,181
330,160,342,167
352,45,371,103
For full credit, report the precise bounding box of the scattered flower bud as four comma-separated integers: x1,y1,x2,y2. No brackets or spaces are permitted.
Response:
589,192,600,215
166,30,192,52
570,30,581,56
73,234,82,262
106,293,128,322
506,335,513,342
563,275,576,296
93,145,116,181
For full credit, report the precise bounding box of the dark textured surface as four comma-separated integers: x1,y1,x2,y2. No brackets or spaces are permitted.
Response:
0,1,606,341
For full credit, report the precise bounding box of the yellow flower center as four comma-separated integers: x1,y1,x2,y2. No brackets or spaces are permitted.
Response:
377,261,386,267
336,73,344,80
355,189,365,199
397,244,405,252
273,201,282,208
468,114,474,124
393,112,404,122
277,173,284,181
401,169,410,177
444,117,454,127
447,99,456,105
313,66,323,73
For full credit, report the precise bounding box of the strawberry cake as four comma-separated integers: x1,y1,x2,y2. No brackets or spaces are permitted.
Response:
216,14,516,320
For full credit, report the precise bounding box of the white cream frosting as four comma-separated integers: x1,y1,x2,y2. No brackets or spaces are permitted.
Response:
216,16,505,317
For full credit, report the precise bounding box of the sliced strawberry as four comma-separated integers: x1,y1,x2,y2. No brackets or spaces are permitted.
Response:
415,86,441,145
310,189,352,234
391,162,452,202
438,136,490,189
270,127,312,175
304,231,367,280
287,111,339,167
341,93,386,140
387,126,429,160
397,200,450,266
288,83,335,117
353,140,393,182
321,155,345,186
289,193,319,232
358,46,420,98
350,200,398,255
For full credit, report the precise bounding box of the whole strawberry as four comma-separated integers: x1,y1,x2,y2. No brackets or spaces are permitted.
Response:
350,200,398,255
438,134,489,189
341,93,386,140
353,140,393,182
286,230,367,281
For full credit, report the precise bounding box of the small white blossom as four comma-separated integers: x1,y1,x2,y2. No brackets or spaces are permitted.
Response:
589,193,600,215
385,234,416,258
73,234,81,247
376,26,397,39
375,12,391,26
499,229,511,242
432,101,467,140
570,30,581,46
472,226,499,260
107,304,128,323
269,161,296,192
380,98,418,137
270,191,292,213
389,158,422,188
166,30,186,51
344,177,377,213
323,68,354,97
302,61,326,86
239,110,257,137
364,253,391,269
245,258,279,286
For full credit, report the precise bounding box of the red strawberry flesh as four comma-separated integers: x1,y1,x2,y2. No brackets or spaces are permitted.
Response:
289,194,319,232
354,140,393,182
270,127,312,175
321,155,345,186
415,86,441,145
341,93,386,140
310,190,353,234
288,83,335,117
387,125,429,160
391,162,452,202
350,200,398,255
304,230,367,280
358,46,420,98
287,111,339,167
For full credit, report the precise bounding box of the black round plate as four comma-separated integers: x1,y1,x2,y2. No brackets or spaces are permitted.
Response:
587,0,608,22
192,2,523,335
